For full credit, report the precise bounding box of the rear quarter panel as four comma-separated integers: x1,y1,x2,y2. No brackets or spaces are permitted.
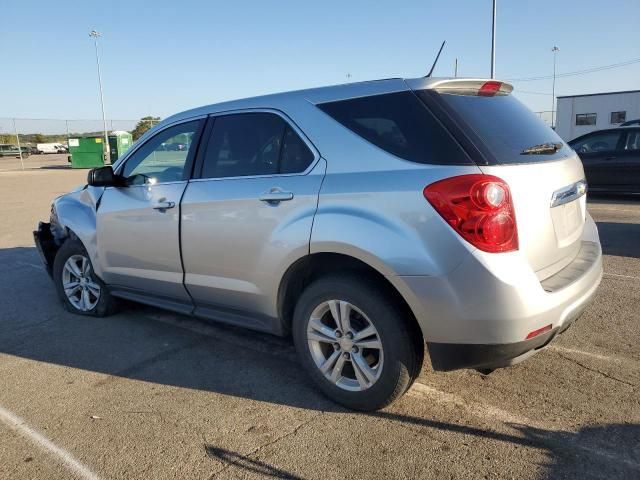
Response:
311,166,480,277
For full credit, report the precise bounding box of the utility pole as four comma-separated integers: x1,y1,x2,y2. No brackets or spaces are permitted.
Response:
490,0,497,78
551,46,560,129
454,58,458,77
12,118,24,171
89,30,110,163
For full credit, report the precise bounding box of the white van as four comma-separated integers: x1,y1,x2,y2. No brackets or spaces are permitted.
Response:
36,143,67,154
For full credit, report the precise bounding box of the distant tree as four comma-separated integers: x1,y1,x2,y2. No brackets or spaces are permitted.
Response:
0,134,14,144
34,133,46,143
131,116,161,140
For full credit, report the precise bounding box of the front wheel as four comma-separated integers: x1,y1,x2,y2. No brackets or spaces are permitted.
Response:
52,238,118,317
292,275,423,411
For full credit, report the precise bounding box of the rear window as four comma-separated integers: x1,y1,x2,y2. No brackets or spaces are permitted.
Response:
317,92,471,165
420,91,571,163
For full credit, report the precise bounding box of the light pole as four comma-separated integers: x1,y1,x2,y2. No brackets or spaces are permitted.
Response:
551,46,559,128
490,0,497,78
89,30,109,163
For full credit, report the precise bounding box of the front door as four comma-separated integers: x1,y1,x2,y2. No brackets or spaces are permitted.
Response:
96,119,204,300
180,112,324,327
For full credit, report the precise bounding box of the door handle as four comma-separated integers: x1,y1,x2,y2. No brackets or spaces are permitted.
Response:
152,200,176,211
604,156,616,161
259,190,294,204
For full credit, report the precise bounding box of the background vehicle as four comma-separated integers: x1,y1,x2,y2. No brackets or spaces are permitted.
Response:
569,126,640,193
0,144,30,158
34,77,602,411
36,143,68,154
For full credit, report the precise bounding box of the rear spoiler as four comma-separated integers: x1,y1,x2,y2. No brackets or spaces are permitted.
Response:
406,78,514,97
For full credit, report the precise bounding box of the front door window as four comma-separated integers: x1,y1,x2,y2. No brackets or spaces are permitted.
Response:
122,120,201,185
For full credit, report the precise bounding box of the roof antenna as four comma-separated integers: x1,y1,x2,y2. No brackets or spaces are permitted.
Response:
425,40,446,77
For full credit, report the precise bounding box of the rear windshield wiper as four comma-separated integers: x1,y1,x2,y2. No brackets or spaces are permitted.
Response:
520,142,563,155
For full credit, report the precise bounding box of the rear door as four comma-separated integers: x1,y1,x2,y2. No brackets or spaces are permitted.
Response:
97,119,204,301
416,82,590,279
180,111,324,327
570,130,624,190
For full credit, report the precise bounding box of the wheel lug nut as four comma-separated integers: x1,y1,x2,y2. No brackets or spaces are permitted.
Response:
335,331,342,338
333,343,340,351
351,346,358,353
346,332,353,340
342,352,350,359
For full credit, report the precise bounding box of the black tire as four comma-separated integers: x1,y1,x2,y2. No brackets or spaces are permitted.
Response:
52,238,118,317
292,275,423,411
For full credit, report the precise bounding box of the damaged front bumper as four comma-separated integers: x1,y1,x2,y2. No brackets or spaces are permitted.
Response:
33,222,57,276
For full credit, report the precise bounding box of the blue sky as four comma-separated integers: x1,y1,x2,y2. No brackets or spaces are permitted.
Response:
1,0,639,121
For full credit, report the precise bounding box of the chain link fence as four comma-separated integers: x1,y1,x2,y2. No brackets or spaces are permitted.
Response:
0,117,161,171
0,117,161,144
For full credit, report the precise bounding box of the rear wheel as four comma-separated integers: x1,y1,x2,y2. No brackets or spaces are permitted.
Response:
53,238,117,317
293,275,422,411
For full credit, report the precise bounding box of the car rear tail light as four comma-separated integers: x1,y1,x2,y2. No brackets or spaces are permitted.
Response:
478,81,503,96
525,324,553,340
423,174,518,253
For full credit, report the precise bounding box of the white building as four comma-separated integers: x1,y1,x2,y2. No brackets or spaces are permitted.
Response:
555,90,640,141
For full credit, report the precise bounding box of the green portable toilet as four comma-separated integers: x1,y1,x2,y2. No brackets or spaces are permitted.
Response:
108,131,133,163
68,136,105,169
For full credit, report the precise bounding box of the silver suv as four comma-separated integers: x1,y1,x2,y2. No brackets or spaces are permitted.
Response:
34,77,602,411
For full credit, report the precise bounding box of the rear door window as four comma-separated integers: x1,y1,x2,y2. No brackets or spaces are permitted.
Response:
570,131,622,154
280,126,315,174
317,92,471,165
420,91,572,163
201,113,314,178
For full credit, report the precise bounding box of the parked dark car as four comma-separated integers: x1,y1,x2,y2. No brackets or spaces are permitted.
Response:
0,144,30,158
569,127,640,194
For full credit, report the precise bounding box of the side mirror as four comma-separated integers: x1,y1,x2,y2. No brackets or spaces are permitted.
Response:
87,166,120,187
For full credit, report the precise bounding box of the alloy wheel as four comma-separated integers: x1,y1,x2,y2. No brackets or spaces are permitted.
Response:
306,300,384,391
62,254,100,312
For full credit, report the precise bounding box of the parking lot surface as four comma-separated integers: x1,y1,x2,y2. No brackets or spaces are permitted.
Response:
0,155,638,479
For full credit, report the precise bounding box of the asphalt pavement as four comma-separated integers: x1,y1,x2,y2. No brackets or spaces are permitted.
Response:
0,155,638,479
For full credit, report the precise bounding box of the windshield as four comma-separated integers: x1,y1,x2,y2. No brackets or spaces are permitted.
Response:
418,90,572,164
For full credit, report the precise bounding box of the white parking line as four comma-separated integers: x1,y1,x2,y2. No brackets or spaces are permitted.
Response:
0,405,100,480
16,261,44,271
588,207,639,214
408,382,640,470
604,272,640,281
408,382,543,428
548,345,622,363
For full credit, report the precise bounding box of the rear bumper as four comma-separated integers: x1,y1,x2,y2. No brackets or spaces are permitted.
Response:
426,304,585,371
391,216,602,371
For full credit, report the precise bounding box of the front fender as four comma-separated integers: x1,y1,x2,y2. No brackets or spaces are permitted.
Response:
53,186,103,276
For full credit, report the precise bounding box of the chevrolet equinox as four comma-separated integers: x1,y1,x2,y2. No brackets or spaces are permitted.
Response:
34,77,603,411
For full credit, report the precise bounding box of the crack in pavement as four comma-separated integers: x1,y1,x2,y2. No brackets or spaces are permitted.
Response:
556,353,637,388
206,413,324,479
92,337,211,388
